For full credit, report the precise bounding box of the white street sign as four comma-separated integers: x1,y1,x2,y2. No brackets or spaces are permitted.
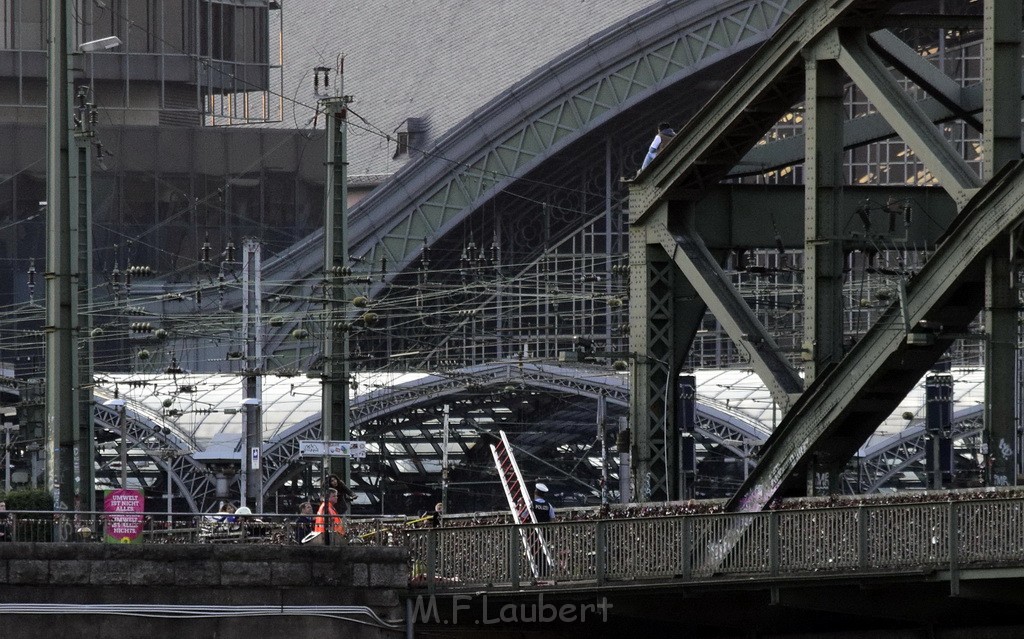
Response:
299,440,366,458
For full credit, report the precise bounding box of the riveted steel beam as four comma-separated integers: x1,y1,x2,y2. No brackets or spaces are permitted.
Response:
692,184,959,249
734,82,987,177
647,209,802,412
802,55,846,385
868,29,982,132
837,31,982,209
629,237,679,502
631,0,892,220
729,160,1024,512
628,0,888,501
982,0,1022,489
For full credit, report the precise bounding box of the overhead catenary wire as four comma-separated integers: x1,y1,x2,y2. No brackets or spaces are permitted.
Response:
0,5,641,375
2,3,973,384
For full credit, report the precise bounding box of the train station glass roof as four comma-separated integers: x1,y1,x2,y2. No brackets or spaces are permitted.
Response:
96,367,986,456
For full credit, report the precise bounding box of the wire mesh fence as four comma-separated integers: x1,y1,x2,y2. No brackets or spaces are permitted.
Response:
406,497,1024,590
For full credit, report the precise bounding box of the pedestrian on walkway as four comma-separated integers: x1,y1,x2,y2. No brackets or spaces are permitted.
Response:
314,488,345,545
532,483,555,522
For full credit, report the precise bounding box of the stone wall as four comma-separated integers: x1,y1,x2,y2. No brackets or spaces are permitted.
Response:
0,542,408,639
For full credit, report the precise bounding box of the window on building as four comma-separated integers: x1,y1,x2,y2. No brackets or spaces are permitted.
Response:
393,118,427,159
394,131,410,158
199,1,268,63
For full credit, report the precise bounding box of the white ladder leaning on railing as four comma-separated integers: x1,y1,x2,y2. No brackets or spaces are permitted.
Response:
489,430,554,578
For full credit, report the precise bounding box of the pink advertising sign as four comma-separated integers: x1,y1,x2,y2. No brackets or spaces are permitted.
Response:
104,489,145,543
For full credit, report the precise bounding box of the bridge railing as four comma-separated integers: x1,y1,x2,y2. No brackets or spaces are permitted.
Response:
0,510,431,545
0,511,300,544
407,497,1024,591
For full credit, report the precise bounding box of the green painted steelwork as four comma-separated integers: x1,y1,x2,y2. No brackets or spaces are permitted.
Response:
802,55,846,386
732,159,1024,511
982,0,1022,489
631,0,893,218
357,0,806,275
648,212,802,413
629,0,892,502
734,80,986,177
837,31,981,208
628,0,1024,507
251,1,805,365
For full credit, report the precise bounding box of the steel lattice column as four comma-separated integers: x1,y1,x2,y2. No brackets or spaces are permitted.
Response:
322,90,354,492
630,230,677,501
983,0,1022,487
802,48,846,387
75,120,94,512
45,0,89,510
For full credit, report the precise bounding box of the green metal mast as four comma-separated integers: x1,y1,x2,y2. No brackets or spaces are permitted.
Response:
46,0,94,512
321,61,355,497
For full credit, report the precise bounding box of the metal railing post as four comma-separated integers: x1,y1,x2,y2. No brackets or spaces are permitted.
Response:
948,500,959,596
426,529,437,595
509,524,520,589
858,506,869,570
769,511,780,577
681,515,692,580
595,519,606,586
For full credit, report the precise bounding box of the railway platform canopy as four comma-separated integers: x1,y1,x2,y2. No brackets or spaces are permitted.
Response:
88,364,986,513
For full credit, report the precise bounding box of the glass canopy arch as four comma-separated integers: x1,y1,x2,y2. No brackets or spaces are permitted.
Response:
92,366,987,512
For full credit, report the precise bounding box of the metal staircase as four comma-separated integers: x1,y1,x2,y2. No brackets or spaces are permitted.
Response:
489,431,553,577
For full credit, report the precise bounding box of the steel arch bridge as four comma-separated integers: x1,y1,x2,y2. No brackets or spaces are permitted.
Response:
120,0,1020,514
140,0,806,373
123,0,815,512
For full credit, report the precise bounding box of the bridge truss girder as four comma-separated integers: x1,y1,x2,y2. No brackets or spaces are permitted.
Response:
629,0,1024,506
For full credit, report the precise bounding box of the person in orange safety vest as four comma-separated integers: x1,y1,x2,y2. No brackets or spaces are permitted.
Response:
314,488,345,543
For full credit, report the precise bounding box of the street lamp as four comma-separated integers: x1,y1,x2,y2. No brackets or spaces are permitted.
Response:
103,397,127,489
44,4,124,512
79,36,122,53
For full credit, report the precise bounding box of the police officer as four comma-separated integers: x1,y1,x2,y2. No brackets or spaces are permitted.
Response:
532,483,555,522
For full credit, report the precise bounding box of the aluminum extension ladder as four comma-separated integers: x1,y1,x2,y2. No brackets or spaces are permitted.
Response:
489,430,554,578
